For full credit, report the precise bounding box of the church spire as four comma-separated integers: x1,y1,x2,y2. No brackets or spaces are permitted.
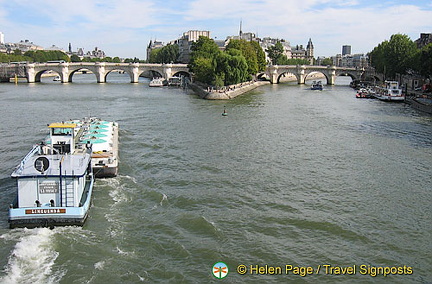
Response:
239,19,243,37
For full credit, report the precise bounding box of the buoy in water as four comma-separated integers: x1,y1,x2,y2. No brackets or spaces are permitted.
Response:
222,107,228,116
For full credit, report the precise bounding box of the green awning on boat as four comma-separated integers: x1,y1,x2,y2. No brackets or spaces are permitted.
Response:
88,128,108,133
82,138,107,144
83,133,108,138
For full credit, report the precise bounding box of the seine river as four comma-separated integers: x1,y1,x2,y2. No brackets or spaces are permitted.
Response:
0,73,431,283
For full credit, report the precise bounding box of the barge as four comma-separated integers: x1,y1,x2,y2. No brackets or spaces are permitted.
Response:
9,122,94,228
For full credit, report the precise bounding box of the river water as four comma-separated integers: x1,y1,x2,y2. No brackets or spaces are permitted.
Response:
0,74,431,283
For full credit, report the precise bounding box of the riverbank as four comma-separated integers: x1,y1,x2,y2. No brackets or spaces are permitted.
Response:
189,80,271,100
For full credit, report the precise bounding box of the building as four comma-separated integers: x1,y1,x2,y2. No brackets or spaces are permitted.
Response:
415,33,432,49
175,30,210,63
260,37,292,64
146,40,165,62
291,39,314,64
0,32,4,44
342,45,351,56
332,53,368,68
85,47,106,59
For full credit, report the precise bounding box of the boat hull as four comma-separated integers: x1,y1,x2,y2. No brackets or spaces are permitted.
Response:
93,165,118,178
8,176,94,229
375,95,405,102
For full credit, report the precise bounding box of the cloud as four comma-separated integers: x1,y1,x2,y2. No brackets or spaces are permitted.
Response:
0,0,431,58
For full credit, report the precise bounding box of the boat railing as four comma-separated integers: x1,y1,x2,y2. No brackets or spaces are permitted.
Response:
15,145,40,173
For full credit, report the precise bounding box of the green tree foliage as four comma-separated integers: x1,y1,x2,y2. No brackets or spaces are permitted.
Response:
70,54,81,62
370,34,419,79
266,41,287,65
191,56,215,83
250,41,267,71
0,53,29,63
188,36,221,85
320,57,333,66
189,36,261,86
24,50,69,62
226,39,258,74
148,44,179,63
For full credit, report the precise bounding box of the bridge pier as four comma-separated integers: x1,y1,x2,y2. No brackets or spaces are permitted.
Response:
60,63,69,83
327,66,336,85
95,62,106,83
267,66,278,84
26,64,36,83
297,65,306,84
130,63,140,83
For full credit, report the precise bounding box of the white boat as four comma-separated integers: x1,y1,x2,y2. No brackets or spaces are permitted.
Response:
9,122,94,228
81,118,119,178
53,75,61,81
149,78,167,87
373,81,404,102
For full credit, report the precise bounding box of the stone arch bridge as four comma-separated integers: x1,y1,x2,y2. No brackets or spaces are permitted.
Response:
4,62,375,85
25,62,191,83
263,65,367,85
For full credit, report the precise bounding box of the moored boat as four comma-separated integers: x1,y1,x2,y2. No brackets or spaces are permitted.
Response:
373,81,404,102
356,88,373,98
9,122,94,229
149,78,167,87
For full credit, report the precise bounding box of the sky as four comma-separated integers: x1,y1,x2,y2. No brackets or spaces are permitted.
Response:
0,0,431,59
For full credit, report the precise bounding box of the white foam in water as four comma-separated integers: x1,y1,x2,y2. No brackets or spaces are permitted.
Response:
0,228,63,284
94,260,105,270
160,193,168,206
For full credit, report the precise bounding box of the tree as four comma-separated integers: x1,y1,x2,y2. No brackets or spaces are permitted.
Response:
250,41,266,71
320,58,333,66
266,41,287,65
188,36,221,84
370,34,419,79
70,54,81,62
226,39,258,74
24,50,69,62
189,36,256,86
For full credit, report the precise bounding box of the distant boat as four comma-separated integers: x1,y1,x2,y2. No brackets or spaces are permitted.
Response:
149,78,167,87
311,81,323,90
53,75,61,81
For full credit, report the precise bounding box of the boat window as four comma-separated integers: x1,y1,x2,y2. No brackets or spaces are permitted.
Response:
52,128,72,135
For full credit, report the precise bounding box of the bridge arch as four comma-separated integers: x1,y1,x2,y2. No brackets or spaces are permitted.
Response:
303,71,329,85
34,69,62,82
276,71,300,84
171,71,191,79
102,67,134,83
68,66,98,83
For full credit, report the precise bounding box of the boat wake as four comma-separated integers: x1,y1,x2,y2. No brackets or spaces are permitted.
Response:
0,228,64,284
